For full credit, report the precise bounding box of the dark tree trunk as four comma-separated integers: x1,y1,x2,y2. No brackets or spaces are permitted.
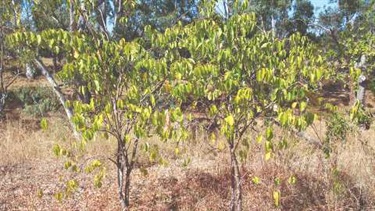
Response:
117,161,132,210
229,139,242,211
117,155,126,209
52,55,59,74
116,135,139,210
124,168,131,208
117,140,132,210
0,36,4,117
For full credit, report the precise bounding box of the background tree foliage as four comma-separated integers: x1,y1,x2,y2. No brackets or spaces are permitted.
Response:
0,0,25,116
115,0,199,40
31,0,70,31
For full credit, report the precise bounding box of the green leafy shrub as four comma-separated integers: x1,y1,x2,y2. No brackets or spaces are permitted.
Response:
356,110,373,129
10,86,60,117
326,112,350,142
324,112,351,157
350,101,373,129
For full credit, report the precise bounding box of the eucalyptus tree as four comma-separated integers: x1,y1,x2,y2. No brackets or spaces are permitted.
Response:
219,0,315,38
114,0,199,41
317,0,375,112
148,3,329,210
317,0,374,48
249,0,293,37
31,0,70,31
288,0,314,36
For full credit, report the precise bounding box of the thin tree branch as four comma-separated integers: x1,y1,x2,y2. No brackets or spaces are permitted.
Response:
4,71,20,89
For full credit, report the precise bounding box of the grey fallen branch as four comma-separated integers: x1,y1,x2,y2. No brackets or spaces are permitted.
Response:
294,129,323,149
273,119,322,149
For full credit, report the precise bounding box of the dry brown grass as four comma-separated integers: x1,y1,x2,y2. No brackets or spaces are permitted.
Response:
0,113,375,210
0,118,56,166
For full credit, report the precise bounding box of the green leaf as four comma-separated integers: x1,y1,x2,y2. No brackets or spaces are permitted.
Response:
209,105,218,116
40,118,48,130
54,192,63,202
300,101,307,112
273,190,280,207
52,144,61,157
174,147,180,155
291,102,298,109
94,171,104,188
36,189,43,198
64,161,72,169
150,95,156,107
36,35,42,45
265,152,271,161
252,176,260,184
94,80,100,92
140,167,149,176
266,127,273,141
225,115,235,126
288,176,297,184
67,179,79,192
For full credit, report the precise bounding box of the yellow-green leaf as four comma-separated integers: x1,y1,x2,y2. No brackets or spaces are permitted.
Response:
288,176,297,184
252,176,260,184
273,190,280,207
300,101,307,112
225,115,235,126
40,118,48,130
265,152,272,161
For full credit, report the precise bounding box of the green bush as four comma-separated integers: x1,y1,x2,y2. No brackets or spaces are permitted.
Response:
326,112,350,143
323,112,351,158
10,86,60,117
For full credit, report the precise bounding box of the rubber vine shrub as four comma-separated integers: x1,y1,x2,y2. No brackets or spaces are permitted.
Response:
7,29,186,209
147,9,330,210
324,107,351,158
60,36,186,209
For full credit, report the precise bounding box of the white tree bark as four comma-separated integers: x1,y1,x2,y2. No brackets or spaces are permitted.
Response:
355,55,367,106
34,58,81,140
0,92,5,114
25,63,36,79
69,0,75,32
